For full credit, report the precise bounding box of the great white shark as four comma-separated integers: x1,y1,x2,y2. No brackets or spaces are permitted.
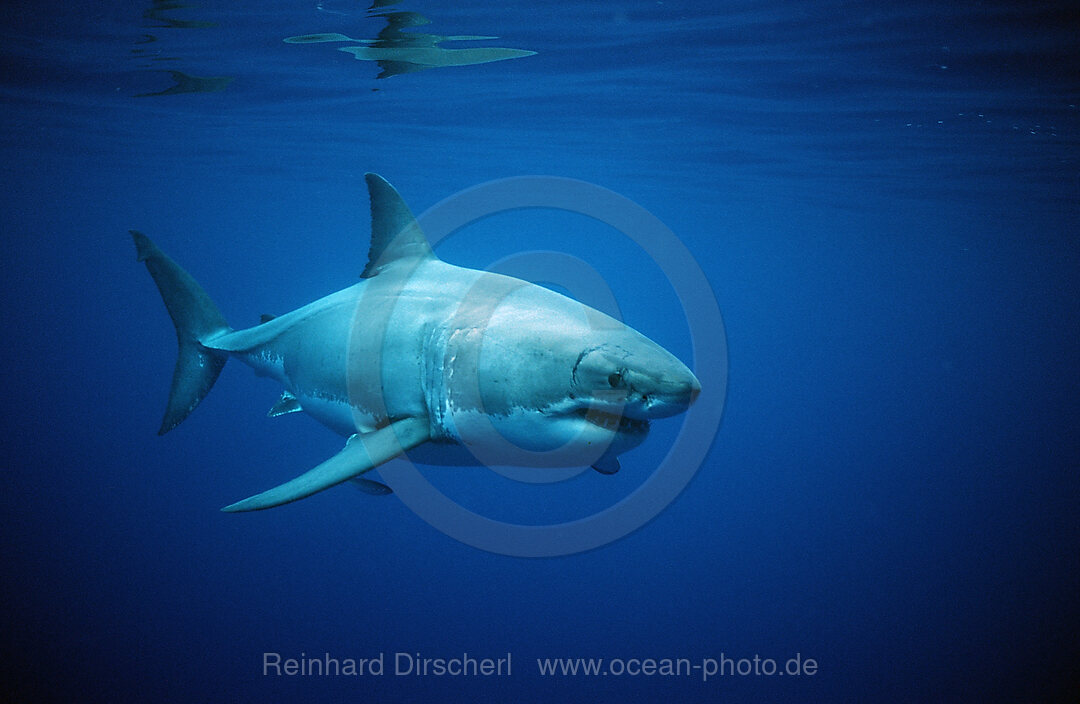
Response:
134,174,700,512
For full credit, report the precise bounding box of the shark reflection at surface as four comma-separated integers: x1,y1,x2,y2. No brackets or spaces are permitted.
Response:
286,3,535,78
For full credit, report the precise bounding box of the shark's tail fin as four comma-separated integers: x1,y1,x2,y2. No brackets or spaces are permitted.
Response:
131,230,231,435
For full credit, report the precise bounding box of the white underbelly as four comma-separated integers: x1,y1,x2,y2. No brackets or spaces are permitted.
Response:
294,393,378,437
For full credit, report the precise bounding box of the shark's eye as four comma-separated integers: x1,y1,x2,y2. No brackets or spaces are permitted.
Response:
608,371,626,389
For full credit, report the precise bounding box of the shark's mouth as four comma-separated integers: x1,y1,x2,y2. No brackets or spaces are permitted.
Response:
575,407,650,436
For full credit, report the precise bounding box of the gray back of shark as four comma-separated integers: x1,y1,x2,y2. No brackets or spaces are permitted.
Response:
133,173,700,512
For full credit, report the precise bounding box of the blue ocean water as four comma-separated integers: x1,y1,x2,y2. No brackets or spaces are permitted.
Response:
2,0,1078,701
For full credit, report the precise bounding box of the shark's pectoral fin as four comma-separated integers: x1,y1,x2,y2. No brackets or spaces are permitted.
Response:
267,391,302,417
221,417,429,512
350,477,393,495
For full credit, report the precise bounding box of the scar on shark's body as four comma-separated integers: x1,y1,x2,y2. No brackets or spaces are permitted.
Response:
133,174,700,512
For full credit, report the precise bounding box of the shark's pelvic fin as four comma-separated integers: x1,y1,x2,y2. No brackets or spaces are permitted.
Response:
221,417,430,512
132,230,231,435
591,456,621,475
361,173,435,278
351,477,393,495
267,391,302,417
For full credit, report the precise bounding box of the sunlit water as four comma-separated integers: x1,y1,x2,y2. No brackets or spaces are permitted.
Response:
2,1,1077,701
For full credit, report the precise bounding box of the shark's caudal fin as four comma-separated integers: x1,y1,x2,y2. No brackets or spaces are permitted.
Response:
131,230,231,435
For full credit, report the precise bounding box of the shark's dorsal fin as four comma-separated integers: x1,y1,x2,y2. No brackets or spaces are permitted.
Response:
361,173,435,278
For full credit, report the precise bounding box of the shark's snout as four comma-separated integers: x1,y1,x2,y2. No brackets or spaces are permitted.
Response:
572,338,701,423
625,367,700,420
688,373,702,404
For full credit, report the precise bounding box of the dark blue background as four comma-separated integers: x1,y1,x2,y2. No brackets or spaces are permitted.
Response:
1,0,1077,701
